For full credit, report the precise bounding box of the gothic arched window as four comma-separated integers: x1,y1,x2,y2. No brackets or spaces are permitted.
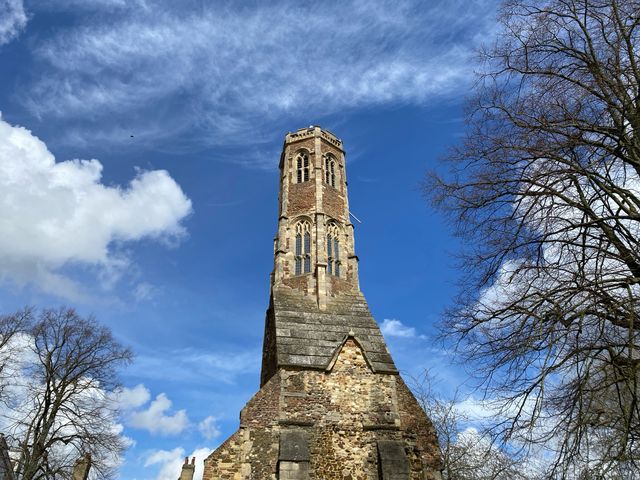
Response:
294,221,311,275
324,155,336,187
296,152,310,183
327,223,341,277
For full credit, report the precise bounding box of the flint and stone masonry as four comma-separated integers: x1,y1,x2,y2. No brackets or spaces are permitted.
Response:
203,127,442,480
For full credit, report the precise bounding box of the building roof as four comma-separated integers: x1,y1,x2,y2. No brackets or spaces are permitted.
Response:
261,286,397,383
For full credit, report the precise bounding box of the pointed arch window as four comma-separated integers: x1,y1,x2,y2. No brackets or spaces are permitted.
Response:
296,152,310,183
295,221,311,275
324,155,336,187
327,223,341,277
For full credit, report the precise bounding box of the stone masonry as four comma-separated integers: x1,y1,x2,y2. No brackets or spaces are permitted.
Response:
203,127,442,479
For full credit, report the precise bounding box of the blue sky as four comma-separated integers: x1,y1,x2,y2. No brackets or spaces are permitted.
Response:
0,1,499,478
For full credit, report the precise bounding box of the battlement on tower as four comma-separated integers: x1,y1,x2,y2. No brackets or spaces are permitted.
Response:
284,126,343,149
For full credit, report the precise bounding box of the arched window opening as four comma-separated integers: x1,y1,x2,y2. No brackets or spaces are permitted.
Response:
324,155,336,187
295,221,312,274
327,223,341,277
296,152,310,183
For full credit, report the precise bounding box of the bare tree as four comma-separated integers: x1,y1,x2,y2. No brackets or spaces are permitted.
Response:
411,370,533,480
0,308,32,400
0,308,133,480
428,0,640,477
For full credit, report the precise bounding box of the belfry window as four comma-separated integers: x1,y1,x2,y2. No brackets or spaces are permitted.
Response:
327,223,341,277
324,155,336,187
296,152,310,183
294,221,311,275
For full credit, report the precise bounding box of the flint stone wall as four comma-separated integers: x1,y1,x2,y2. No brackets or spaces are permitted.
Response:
204,340,442,480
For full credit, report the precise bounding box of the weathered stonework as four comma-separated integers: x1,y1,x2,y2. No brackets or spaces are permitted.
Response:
287,183,316,217
179,457,196,480
203,127,442,480
205,340,441,480
322,192,346,224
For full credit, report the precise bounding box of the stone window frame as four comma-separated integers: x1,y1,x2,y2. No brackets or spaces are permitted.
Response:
294,150,310,184
323,153,338,188
326,221,341,277
294,219,312,275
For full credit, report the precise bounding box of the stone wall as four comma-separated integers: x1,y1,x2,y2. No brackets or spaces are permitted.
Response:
204,374,282,480
322,186,347,224
281,275,309,293
395,378,442,477
329,274,355,295
287,182,315,217
204,339,442,480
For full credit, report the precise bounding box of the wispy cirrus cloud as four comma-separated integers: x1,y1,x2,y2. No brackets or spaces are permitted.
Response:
130,346,260,385
30,0,135,11
0,0,27,46
22,0,497,153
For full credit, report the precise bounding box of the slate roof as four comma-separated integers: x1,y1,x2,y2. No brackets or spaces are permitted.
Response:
263,287,398,379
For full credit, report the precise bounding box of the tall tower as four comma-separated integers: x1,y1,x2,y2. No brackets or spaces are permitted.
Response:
203,127,442,480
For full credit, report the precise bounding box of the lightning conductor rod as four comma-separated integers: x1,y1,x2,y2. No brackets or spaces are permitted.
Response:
349,211,362,224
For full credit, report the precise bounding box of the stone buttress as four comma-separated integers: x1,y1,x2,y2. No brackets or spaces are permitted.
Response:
203,127,442,480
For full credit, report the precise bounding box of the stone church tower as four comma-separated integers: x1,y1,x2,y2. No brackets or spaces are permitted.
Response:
203,127,442,480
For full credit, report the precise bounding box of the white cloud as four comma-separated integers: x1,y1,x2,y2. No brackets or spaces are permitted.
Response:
145,447,210,480
0,0,27,46
198,416,221,441
114,384,151,410
115,384,193,436
127,393,189,436
454,396,499,421
380,318,425,339
0,116,192,299
112,422,136,448
32,0,132,11
22,0,497,152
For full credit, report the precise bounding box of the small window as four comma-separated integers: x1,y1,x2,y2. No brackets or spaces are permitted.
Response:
296,152,310,183
324,155,336,187
327,223,341,277
294,221,311,274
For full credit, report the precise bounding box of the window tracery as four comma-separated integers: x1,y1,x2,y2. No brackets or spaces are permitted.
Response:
295,152,310,183
294,220,312,275
324,155,336,187
326,223,341,277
